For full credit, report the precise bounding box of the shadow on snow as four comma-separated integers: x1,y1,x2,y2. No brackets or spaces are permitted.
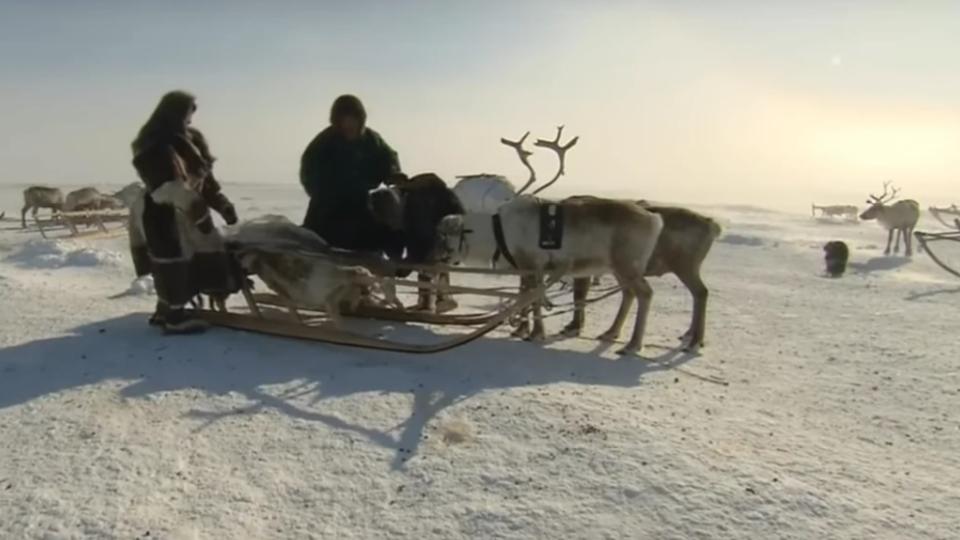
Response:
0,313,696,471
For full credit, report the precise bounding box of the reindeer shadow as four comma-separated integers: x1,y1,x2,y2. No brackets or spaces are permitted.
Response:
0,313,698,471
849,256,912,275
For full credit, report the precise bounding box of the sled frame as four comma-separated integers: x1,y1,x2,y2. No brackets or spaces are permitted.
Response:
198,274,553,354
915,229,960,279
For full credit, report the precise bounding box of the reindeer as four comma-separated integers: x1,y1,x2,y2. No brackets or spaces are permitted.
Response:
112,182,145,208
64,187,124,212
859,181,920,256
453,174,517,214
812,203,858,221
21,186,64,228
561,201,722,351
436,127,664,355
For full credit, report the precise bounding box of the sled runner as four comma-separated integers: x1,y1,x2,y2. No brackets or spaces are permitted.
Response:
197,259,553,354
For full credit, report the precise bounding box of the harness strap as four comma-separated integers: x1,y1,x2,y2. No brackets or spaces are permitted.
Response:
491,213,518,269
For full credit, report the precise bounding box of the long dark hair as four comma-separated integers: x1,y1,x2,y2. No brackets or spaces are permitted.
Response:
132,90,196,154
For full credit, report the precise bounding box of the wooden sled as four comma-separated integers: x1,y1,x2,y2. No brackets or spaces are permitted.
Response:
197,259,556,354
929,205,960,231
915,229,960,279
32,209,128,239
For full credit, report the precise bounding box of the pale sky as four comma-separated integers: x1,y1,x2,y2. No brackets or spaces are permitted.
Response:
1,1,958,211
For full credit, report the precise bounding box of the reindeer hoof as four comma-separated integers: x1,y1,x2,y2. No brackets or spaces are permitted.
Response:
524,332,545,343
597,331,619,342
616,345,640,356
511,325,531,339
435,298,458,314
559,324,582,337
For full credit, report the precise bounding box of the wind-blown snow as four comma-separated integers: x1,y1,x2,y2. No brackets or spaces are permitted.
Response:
0,185,958,539
6,239,124,269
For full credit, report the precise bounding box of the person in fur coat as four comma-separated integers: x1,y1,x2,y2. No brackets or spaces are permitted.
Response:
129,90,239,333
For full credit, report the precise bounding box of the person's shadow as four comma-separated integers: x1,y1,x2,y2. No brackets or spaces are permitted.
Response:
0,313,699,470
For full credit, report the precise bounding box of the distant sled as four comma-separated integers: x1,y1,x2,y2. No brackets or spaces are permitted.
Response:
811,203,858,221
915,211,960,279
929,205,960,230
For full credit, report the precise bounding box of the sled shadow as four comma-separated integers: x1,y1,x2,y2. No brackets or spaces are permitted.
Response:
905,286,960,302
849,256,911,275
0,313,700,471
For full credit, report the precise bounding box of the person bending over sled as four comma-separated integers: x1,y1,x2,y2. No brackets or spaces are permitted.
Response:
129,90,240,334
300,94,406,253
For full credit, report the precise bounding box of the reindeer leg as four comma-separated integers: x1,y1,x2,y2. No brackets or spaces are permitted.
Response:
415,272,433,311
884,228,894,256
561,277,590,337
906,227,914,256
894,228,902,254
677,270,708,351
21,205,29,229
598,276,634,342
510,274,533,339
526,273,548,342
435,272,458,314
618,276,653,356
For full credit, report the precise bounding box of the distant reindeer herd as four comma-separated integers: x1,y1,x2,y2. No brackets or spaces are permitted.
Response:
13,183,142,236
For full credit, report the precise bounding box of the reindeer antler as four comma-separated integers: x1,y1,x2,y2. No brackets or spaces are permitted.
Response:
531,125,579,196
501,131,536,195
868,180,900,204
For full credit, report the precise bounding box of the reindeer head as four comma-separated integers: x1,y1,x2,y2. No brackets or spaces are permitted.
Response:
435,214,469,264
859,181,900,220
501,126,579,197
367,185,404,230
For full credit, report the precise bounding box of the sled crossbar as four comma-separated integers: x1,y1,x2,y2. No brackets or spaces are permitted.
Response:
251,292,503,326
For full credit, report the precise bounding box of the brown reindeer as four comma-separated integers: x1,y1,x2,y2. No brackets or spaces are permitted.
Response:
21,186,64,228
562,201,721,351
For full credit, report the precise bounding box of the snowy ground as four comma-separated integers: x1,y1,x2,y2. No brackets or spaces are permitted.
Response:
1,184,959,539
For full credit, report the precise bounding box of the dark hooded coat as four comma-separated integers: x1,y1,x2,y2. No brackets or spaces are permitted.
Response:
129,90,239,308
300,95,402,252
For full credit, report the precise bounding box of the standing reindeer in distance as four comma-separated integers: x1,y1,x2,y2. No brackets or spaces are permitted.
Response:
859,181,920,256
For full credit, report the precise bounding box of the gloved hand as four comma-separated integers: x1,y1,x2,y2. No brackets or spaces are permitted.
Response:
196,213,214,234
219,203,238,225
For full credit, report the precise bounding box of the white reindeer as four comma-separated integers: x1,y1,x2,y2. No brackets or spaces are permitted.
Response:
436,128,663,355
452,174,516,214
859,181,920,256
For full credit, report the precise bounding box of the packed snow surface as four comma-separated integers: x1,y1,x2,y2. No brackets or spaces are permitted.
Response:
1,184,958,539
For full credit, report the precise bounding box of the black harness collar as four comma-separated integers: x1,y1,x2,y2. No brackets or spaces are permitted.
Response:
491,213,518,269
